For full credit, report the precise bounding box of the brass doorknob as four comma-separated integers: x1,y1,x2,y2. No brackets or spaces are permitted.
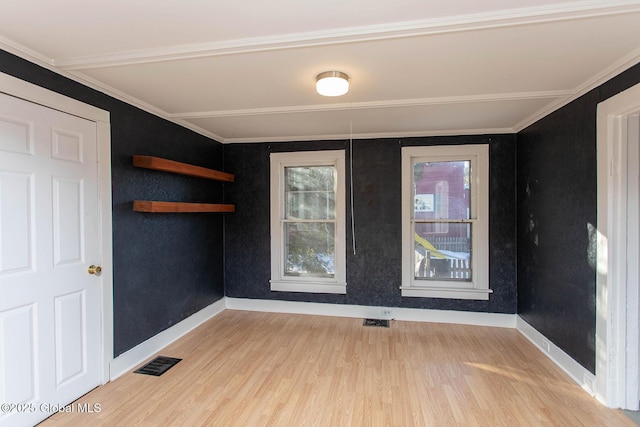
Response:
88,265,102,275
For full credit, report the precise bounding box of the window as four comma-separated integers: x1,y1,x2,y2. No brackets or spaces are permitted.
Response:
401,145,490,300
270,150,346,294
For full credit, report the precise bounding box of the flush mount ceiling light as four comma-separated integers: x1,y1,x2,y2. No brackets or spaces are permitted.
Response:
316,71,350,97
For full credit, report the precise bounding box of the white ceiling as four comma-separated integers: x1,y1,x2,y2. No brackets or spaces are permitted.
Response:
1,0,640,143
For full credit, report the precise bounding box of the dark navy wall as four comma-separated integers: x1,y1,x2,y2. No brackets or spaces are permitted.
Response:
517,63,640,374
224,135,516,313
0,50,226,356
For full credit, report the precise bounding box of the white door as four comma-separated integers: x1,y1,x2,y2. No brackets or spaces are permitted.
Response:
0,93,102,426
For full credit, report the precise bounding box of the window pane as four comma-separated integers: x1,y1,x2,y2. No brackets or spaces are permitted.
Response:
413,160,470,220
284,222,335,277
414,223,471,281
285,166,335,220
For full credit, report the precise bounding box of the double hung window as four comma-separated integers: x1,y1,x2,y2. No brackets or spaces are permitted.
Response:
269,150,346,294
401,145,490,300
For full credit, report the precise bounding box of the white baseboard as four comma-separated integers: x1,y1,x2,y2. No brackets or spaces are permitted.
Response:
108,297,592,399
516,315,595,395
224,297,516,328
109,298,226,380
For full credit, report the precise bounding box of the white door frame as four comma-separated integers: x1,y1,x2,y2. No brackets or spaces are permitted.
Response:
0,72,113,384
596,81,640,409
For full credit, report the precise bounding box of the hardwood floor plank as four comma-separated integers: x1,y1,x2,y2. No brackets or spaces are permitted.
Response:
39,310,634,426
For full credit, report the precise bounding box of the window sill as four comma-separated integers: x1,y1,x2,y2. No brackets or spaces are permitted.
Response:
400,286,492,300
270,280,347,294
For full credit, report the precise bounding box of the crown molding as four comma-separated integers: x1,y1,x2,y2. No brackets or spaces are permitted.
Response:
0,35,55,67
55,1,640,71
2,10,639,145
219,127,515,144
0,36,224,142
171,90,571,120
514,48,640,132
0,37,524,144
68,71,224,141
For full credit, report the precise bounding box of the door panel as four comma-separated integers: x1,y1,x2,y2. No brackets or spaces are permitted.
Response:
0,305,37,404
54,291,86,387
51,128,83,163
0,93,101,426
53,177,84,266
0,115,33,155
0,171,33,274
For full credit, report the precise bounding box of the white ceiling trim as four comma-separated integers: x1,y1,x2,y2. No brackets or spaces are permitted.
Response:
70,71,225,141
0,36,223,141
513,48,640,132
0,34,55,67
55,0,640,71
2,12,639,144
170,90,572,120
222,127,516,144
565,46,640,103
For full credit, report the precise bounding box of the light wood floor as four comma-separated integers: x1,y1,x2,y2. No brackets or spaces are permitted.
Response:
40,310,634,426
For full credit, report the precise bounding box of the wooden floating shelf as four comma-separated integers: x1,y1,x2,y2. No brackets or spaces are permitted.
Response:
133,155,234,182
133,201,235,213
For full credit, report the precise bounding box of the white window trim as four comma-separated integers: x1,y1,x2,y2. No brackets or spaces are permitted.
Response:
400,144,490,300
270,150,346,294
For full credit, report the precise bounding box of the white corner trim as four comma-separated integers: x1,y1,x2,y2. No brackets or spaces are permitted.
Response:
224,297,516,328
516,316,595,396
109,298,226,380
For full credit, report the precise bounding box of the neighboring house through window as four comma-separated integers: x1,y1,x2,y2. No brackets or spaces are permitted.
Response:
401,144,490,300
270,150,346,294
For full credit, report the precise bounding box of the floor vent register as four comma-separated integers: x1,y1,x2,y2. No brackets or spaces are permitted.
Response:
134,356,182,376
363,318,390,328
